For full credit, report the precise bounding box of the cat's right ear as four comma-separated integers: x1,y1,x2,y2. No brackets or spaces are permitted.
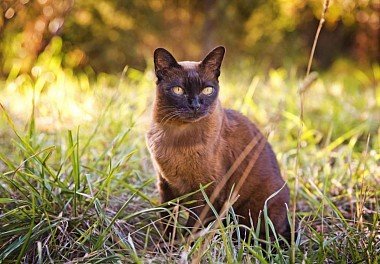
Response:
154,48,178,81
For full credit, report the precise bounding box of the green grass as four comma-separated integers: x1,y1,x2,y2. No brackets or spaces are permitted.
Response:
0,46,379,262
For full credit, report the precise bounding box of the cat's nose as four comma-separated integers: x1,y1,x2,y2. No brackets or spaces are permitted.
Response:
190,97,201,112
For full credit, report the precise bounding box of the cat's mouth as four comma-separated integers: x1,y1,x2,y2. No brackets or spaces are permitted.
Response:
179,111,209,122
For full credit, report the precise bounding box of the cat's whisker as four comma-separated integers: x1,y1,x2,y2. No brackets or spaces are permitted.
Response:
161,114,173,125
162,112,180,126
157,106,178,111
160,112,179,125
159,113,173,124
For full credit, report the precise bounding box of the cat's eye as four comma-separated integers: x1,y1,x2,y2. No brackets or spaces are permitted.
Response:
201,87,214,95
172,86,184,95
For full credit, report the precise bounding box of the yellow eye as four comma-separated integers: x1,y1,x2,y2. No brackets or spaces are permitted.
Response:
172,86,184,95
202,87,214,95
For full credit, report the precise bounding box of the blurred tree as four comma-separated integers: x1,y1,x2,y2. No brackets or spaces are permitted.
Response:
0,0,73,75
0,0,378,76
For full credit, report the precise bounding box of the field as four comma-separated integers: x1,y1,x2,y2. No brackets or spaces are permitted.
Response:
0,36,379,263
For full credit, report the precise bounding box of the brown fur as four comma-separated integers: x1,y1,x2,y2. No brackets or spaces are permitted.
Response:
147,47,291,241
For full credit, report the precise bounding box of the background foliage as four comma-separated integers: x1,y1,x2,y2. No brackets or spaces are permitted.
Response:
0,0,378,73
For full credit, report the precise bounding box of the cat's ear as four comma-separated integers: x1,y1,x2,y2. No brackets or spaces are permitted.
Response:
200,46,225,78
154,48,179,80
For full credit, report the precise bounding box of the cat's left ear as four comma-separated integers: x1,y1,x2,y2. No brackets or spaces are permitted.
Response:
200,46,225,78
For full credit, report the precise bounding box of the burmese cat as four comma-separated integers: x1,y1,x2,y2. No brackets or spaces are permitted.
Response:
147,46,291,242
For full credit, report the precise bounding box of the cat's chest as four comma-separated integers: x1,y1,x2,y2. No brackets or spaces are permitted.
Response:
147,128,216,189
149,138,209,175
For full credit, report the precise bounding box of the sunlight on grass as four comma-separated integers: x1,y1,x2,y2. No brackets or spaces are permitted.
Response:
3,80,95,131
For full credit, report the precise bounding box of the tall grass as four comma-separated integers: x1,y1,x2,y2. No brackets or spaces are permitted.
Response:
0,38,379,263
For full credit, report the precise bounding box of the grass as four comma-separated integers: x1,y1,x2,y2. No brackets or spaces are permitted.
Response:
0,39,379,262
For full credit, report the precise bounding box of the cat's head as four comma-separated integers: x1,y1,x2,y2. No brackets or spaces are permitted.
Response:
153,46,225,124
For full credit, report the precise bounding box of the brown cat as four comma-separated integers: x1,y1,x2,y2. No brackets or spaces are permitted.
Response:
147,46,291,242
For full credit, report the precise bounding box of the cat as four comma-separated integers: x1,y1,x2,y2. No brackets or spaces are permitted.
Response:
146,46,291,243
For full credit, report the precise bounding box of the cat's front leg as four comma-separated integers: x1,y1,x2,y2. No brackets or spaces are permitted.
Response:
157,175,177,240
184,192,216,236
184,201,203,232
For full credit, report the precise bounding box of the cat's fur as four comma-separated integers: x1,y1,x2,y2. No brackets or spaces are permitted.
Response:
147,46,291,241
